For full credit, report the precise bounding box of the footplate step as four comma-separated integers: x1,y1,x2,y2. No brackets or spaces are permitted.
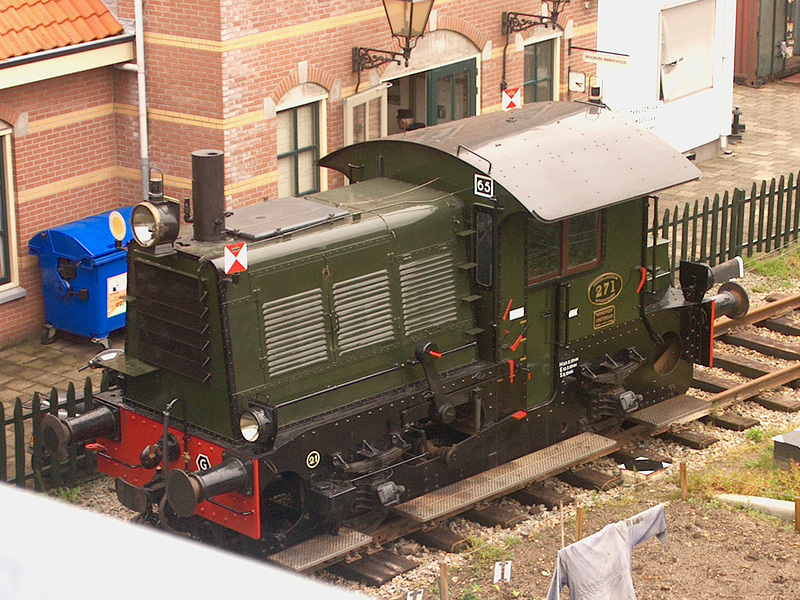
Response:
628,394,710,433
268,527,372,573
393,432,617,523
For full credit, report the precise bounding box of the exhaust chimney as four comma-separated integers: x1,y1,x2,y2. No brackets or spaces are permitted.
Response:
191,149,226,242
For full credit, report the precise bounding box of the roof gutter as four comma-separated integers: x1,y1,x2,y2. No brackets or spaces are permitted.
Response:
0,34,134,70
0,34,134,92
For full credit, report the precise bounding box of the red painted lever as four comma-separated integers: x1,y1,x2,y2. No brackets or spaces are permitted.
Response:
510,334,524,352
636,266,647,294
502,298,513,321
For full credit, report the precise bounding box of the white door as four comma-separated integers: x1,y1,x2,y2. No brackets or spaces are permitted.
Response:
343,84,389,146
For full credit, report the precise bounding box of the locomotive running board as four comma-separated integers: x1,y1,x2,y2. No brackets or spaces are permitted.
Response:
393,432,618,523
267,527,372,573
627,394,710,434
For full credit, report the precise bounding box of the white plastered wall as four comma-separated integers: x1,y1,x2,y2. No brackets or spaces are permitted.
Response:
595,0,735,155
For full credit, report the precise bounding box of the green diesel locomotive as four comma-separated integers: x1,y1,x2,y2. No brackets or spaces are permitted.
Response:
43,101,747,556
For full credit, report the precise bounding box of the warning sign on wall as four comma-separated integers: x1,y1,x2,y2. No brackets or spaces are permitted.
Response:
502,87,521,110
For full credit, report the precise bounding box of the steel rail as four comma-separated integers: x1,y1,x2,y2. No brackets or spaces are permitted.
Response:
715,292,800,336
708,362,800,409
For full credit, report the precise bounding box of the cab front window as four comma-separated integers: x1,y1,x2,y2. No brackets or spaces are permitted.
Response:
527,212,602,285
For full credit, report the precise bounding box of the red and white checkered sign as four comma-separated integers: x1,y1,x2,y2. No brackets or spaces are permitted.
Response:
502,87,521,111
224,242,248,274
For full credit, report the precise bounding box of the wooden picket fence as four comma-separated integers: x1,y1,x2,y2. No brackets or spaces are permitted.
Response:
1,374,108,490
652,171,800,276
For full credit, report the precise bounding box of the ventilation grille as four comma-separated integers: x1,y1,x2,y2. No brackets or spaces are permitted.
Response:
133,261,211,382
399,252,458,336
333,270,394,354
263,289,328,377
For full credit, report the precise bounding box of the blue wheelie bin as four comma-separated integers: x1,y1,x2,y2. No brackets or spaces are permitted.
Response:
29,207,134,347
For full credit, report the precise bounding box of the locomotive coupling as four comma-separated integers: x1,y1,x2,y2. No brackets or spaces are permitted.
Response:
40,406,118,458
166,456,251,518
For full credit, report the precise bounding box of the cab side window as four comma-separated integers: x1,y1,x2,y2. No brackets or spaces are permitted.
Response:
475,210,493,287
566,212,600,272
528,218,559,282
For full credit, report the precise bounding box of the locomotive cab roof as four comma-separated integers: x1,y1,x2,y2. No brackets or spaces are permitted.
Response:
319,101,701,222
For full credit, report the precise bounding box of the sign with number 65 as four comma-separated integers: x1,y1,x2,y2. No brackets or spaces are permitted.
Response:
474,174,494,199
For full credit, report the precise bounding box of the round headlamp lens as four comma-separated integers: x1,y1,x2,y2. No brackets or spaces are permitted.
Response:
240,409,262,442
131,203,160,247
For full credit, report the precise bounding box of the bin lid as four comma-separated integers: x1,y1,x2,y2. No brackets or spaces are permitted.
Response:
29,207,134,261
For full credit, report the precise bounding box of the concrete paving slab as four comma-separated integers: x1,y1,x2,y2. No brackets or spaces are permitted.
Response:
658,80,800,214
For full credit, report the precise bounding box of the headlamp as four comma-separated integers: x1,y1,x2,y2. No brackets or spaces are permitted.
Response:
239,407,274,443
131,201,180,249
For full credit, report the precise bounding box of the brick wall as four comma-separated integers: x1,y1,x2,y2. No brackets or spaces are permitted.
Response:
116,0,598,207
2,0,599,347
0,69,128,347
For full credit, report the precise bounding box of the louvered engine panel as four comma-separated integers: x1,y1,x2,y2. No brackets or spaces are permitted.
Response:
133,261,211,382
263,289,328,377
333,270,394,354
399,252,458,336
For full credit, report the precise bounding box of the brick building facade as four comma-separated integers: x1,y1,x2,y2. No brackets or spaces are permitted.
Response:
1,0,598,348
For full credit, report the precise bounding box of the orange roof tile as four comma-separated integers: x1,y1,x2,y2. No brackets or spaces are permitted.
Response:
0,0,124,61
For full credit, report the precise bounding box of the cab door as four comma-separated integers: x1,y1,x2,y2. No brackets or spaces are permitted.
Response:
524,217,559,408
524,212,603,408
496,213,530,410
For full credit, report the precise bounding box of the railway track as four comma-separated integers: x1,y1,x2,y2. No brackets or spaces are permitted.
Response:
266,292,800,585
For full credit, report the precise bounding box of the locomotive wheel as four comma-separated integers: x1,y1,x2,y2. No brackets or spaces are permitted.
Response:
653,331,682,375
343,507,389,533
260,472,306,536
158,495,192,536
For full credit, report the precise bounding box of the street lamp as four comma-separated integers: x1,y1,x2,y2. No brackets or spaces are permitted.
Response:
500,1,571,91
501,1,570,33
352,0,435,73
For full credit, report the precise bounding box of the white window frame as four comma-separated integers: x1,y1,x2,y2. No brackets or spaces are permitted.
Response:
522,30,562,102
276,84,329,195
0,125,20,300
343,83,389,146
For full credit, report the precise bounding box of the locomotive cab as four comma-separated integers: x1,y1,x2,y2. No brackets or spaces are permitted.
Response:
42,101,748,553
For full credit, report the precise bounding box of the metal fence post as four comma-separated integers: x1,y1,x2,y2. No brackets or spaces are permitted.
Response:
13,399,25,488
48,387,63,489
31,392,43,491
0,402,6,483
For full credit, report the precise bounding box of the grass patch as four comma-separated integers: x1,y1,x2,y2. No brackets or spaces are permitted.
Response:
682,426,800,502
465,536,518,564
48,486,83,503
745,243,800,287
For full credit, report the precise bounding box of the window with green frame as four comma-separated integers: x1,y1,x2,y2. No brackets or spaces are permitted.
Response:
523,38,555,103
527,212,602,285
277,103,320,197
0,130,12,287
